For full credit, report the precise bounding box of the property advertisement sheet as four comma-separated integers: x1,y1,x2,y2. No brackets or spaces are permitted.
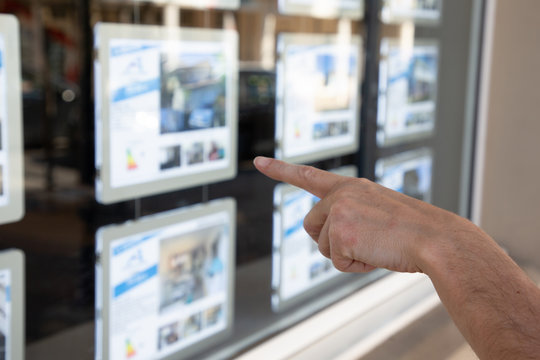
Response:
376,148,433,203
279,0,364,19
272,166,357,310
276,34,361,163
97,200,235,360
0,249,24,360
0,35,8,208
378,39,439,146
169,0,240,9
0,269,11,360
101,0,240,9
381,0,442,24
0,15,24,225
95,24,238,203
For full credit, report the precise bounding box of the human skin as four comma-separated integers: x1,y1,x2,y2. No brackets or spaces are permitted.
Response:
253,156,540,360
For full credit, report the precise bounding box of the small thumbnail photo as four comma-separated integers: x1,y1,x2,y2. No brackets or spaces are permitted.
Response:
183,312,202,338
160,145,182,171
204,304,224,328
208,141,225,162
408,54,437,104
309,258,331,280
187,142,204,165
313,53,356,112
159,225,227,313
160,52,227,135
158,321,182,350
313,121,349,140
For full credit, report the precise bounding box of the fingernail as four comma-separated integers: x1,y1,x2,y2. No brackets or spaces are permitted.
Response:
254,156,271,168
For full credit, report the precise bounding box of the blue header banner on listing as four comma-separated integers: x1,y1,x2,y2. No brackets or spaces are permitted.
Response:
110,44,157,58
113,234,155,256
113,265,158,298
285,219,305,238
112,78,160,103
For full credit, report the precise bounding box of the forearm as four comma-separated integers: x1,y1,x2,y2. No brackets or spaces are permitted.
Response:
419,219,540,359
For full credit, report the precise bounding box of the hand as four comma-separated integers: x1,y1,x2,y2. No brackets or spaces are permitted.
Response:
253,156,467,274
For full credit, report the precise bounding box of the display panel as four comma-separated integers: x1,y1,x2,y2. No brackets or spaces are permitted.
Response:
377,39,439,147
276,33,362,164
272,166,357,312
375,148,433,202
100,0,240,10
0,15,24,225
95,23,238,204
0,250,24,360
96,198,235,360
163,0,240,10
278,0,364,19
381,0,443,24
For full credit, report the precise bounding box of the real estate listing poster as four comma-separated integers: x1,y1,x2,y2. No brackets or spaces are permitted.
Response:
95,23,238,204
377,39,439,147
0,269,11,360
101,0,240,10
0,250,24,360
0,34,7,209
276,33,362,164
96,199,235,360
375,148,433,203
381,0,442,24
279,0,364,19
0,15,24,225
272,166,357,311
169,0,240,9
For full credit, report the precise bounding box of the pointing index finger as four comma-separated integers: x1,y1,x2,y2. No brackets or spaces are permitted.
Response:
253,156,342,198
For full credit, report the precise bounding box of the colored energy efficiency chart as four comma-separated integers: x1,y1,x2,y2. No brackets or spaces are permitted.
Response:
94,23,238,204
381,0,443,24
375,148,433,203
0,249,25,360
278,0,365,19
275,33,362,164
0,15,24,225
377,39,439,147
95,198,236,360
272,166,358,312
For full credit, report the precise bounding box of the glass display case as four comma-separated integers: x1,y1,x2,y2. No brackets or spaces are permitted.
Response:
0,0,483,359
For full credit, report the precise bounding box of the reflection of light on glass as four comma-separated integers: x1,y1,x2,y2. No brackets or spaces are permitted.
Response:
163,5,180,28
62,89,76,102
261,14,276,70
399,20,415,61
310,0,337,18
134,112,158,132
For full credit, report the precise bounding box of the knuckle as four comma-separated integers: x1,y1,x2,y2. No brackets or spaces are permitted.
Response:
297,165,316,185
318,243,330,258
330,197,354,218
303,219,320,239
332,257,352,272
358,177,370,185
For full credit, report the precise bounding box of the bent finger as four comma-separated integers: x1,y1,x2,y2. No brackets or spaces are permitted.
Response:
317,216,331,259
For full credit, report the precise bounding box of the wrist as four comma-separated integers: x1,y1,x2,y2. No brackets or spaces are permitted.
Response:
413,214,479,277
